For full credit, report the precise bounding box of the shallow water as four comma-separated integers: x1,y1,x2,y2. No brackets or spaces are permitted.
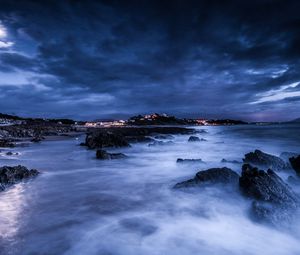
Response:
0,124,300,255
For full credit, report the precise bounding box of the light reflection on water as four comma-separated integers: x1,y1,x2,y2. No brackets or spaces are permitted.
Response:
0,124,300,255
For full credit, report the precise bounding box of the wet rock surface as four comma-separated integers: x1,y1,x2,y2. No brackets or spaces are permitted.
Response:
174,167,239,188
96,149,127,160
239,164,298,225
243,150,288,171
221,158,241,164
0,165,39,191
289,155,300,176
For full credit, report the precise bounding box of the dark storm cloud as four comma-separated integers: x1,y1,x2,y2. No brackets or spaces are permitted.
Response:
0,0,300,121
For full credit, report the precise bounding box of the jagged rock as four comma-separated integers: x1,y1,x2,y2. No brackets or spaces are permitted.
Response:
243,150,288,171
289,155,300,176
85,132,130,149
221,158,241,164
174,167,239,188
0,165,39,190
148,141,174,147
176,158,204,163
239,164,298,225
96,149,127,160
0,139,15,148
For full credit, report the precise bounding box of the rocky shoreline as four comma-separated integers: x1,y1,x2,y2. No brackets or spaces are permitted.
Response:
174,149,300,226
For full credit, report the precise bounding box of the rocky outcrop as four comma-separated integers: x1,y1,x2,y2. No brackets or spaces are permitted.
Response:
174,167,239,188
289,155,300,176
243,150,288,171
96,149,127,160
239,164,298,225
0,165,39,191
85,132,130,149
84,127,194,149
176,158,204,163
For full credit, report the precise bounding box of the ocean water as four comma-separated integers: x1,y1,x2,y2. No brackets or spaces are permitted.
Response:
0,124,300,255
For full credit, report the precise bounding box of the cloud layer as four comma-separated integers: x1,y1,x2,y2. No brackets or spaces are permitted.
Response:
0,0,300,121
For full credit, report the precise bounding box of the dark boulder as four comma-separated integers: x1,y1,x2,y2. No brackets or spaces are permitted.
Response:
174,167,239,188
188,136,200,142
176,158,204,163
85,132,130,149
289,155,300,176
0,165,39,191
239,164,298,225
243,150,288,171
96,149,127,160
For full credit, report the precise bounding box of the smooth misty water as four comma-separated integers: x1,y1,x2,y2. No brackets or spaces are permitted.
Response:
0,124,300,255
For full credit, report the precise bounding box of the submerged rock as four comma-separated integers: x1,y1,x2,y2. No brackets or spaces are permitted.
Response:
0,165,39,191
221,158,241,164
243,150,288,171
289,155,300,176
96,149,127,160
239,164,298,225
176,158,204,163
174,167,239,188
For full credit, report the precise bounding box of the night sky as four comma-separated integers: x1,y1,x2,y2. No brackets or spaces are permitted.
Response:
0,0,300,121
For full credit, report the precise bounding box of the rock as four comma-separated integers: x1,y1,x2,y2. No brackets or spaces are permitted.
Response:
6,152,13,156
0,139,15,148
148,141,174,147
96,149,127,160
85,132,130,149
176,158,204,163
243,150,288,171
289,155,300,176
221,158,241,164
174,167,239,188
0,165,39,190
188,136,200,142
239,164,298,225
